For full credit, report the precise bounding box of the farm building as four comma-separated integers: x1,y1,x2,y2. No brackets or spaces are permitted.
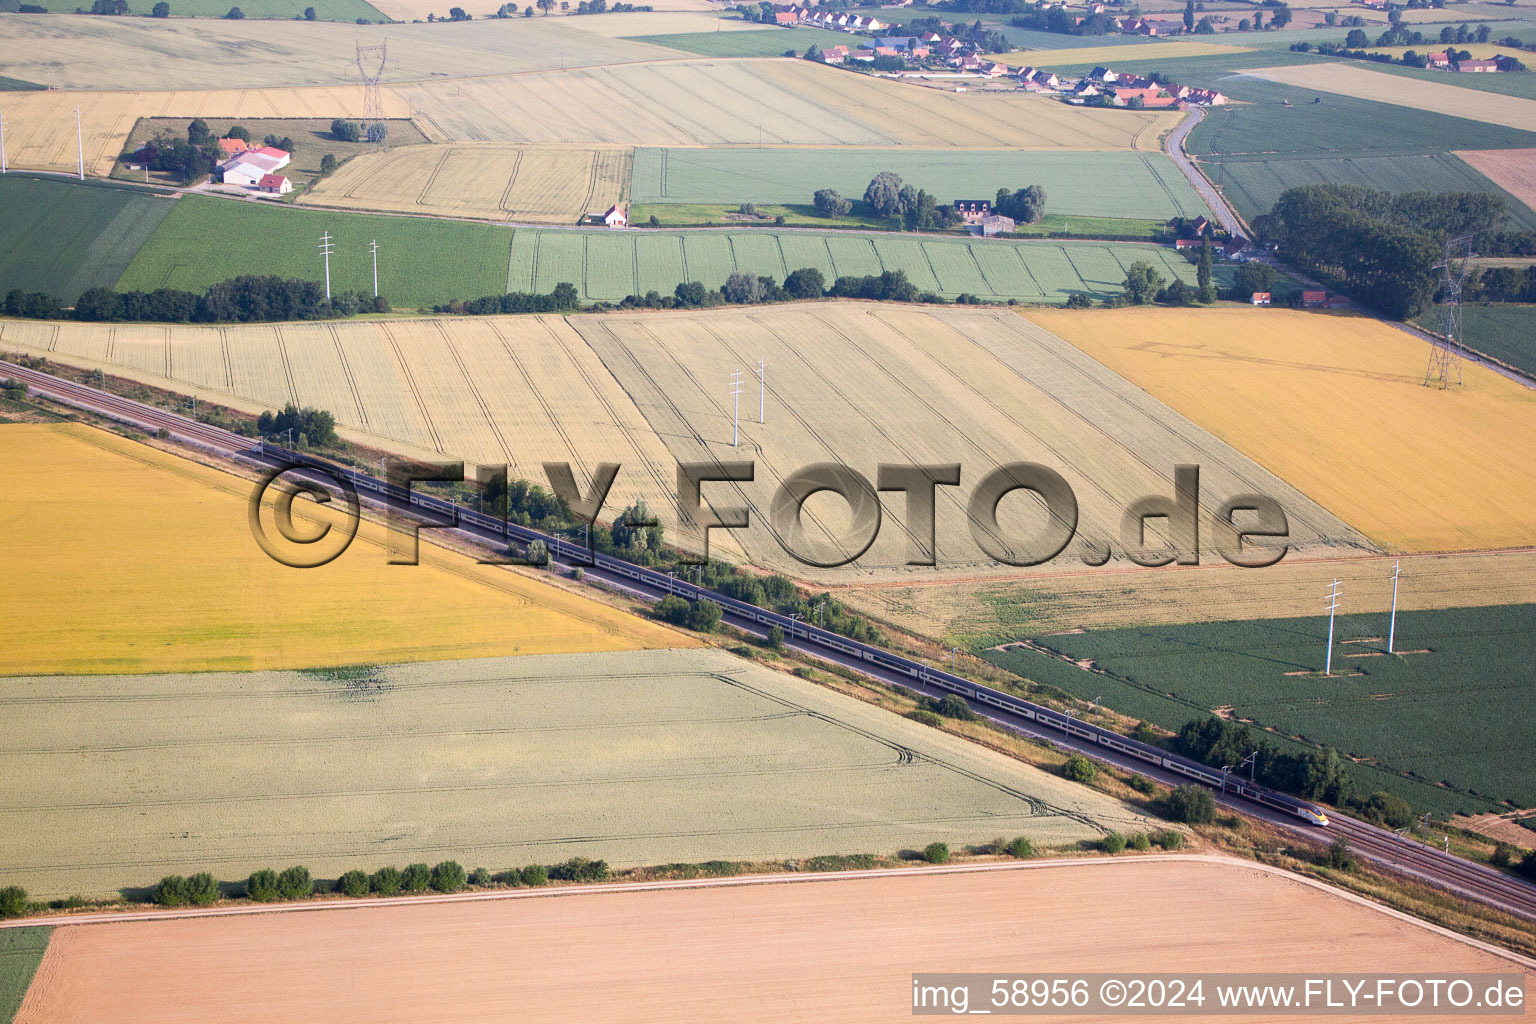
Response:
220,146,290,187
1455,58,1501,72
980,214,1015,236
257,173,292,195
602,203,628,228
1301,290,1327,307
1251,292,1272,305
217,137,249,158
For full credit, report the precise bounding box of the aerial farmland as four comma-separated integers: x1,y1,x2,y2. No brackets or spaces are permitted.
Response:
2,0,1536,1016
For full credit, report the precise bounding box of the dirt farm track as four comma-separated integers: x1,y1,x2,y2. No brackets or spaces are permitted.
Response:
12,857,1530,1024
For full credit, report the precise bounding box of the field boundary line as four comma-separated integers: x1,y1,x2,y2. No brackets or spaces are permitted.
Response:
5,854,1532,969
270,324,299,407
328,323,369,430
497,147,525,216
436,320,513,464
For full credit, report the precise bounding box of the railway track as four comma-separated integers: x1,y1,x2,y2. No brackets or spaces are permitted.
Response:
6,357,1536,925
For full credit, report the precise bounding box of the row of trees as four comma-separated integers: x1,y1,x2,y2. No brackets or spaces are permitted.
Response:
1174,717,1357,807
331,117,387,144
257,404,339,447
431,282,581,315
1253,185,1465,319
58,276,390,324
812,174,1047,230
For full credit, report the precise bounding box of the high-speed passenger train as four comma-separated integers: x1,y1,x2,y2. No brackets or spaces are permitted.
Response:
278,447,1330,829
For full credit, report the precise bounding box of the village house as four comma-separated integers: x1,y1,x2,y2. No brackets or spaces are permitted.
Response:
217,137,249,159
1174,237,1225,254
1251,291,1272,306
256,173,292,195
1427,51,1451,67
1089,66,1120,83
1455,57,1501,72
822,44,850,63
1183,87,1227,105
1300,289,1327,307
953,199,992,223
602,203,627,228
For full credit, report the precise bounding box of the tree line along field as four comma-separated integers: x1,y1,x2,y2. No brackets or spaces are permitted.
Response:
117,196,512,309
0,86,408,177
1205,151,1536,230
0,15,674,91
0,423,684,678
985,604,1536,816
0,647,1146,899
630,148,1212,221
1026,307,1536,553
88,0,386,18
0,177,175,303
299,145,631,224
393,58,1179,149
508,229,1211,302
2,304,1368,585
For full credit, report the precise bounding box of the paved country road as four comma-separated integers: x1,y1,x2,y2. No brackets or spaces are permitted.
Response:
1165,106,1247,238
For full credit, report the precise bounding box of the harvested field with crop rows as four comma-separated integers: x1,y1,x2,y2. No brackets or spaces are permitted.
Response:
300,145,631,224
0,423,682,677
396,58,1178,149
0,647,1142,898
1456,148,1536,214
13,860,1527,1024
1026,307,1536,552
8,304,1368,584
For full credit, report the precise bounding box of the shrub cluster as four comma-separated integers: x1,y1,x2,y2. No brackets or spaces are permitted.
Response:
653,595,723,633
6,278,389,326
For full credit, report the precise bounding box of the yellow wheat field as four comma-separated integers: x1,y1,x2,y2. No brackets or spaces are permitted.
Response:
0,14,672,91
1239,62,1536,132
396,57,1179,149
1025,306,1536,552
0,87,411,177
0,423,687,676
299,144,631,223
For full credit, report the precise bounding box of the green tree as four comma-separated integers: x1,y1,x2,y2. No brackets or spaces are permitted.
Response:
319,153,338,176
1130,832,1151,851
0,886,29,918
1155,830,1184,850
935,694,975,721
470,867,493,886
812,188,852,218
246,868,280,902
152,1,170,14
226,125,251,143
152,875,191,907
722,271,767,304
401,863,431,892
687,598,722,632
864,171,908,219
674,281,708,306
994,184,1047,224
520,864,549,886
1232,260,1275,297
1346,27,1368,46
338,869,371,896
766,624,785,649
371,866,403,895
1122,261,1165,305
1063,754,1097,784
1005,837,1034,858
225,5,244,16
784,266,826,299
1102,832,1127,854
276,865,312,900
1065,292,1093,309
187,118,211,145
187,872,221,906
431,861,468,893
1197,237,1216,303
330,118,362,143
1183,0,1193,29
1194,14,1214,32
1165,784,1215,823
922,841,950,864
304,4,316,15
1325,837,1356,870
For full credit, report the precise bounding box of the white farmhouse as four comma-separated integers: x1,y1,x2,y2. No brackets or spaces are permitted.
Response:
220,146,291,187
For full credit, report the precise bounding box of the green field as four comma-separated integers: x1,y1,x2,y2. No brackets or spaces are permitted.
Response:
1186,76,1536,156
0,175,176,303
985,605,1536,816
0,648,1144,898
508,228,1211,302
626,26,853,56
1416,303,1536,377
0,929,48,1024
120,196,511,308
0,74,43,90
631,148,1212,221
1206,151,1536,229
631,203,1167,238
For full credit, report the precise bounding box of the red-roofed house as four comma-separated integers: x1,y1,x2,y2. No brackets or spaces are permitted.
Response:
602,203,628,228
1456,57,1500,72
774,9,797,24
1251,292,1272,306
218,137,249,158
257,173,292,195
220,145,290,187
1301,290,1327,307
1428,51,1451,67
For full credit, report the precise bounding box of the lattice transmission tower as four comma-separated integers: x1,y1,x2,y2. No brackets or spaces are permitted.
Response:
356,41,389,146
1425,233,1473,389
